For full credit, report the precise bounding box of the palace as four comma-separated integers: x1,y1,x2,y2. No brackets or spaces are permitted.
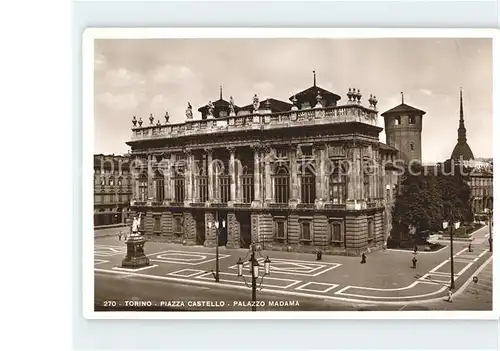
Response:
93,154,133,227
125,76,425,255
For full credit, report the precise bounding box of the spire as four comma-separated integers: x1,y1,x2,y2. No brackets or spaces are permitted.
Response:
401,92,404,104
313,70,316,87
457,87,467,143
219,85,223,100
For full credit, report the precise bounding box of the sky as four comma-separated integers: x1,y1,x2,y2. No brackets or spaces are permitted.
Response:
94,38,493,163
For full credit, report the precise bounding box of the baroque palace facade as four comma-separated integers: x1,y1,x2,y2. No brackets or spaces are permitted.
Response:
126,78,422,255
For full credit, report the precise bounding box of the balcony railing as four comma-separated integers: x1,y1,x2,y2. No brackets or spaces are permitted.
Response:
130,104,378,142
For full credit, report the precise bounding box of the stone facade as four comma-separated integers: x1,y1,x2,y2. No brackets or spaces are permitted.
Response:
127,84,400,255
93,154,133,227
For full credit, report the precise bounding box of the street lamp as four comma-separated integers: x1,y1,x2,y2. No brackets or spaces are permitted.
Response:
208,217,225,282
442,220,460,289
236,242,272,311
484,207,493,252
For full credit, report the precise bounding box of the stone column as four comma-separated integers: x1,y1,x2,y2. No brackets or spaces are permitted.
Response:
228,147,236,204
163,154,170,202
264,146,272,203
347,145,361,206
206,148,213,202
251,144,261,206
147,155,154,200
226,212,240,249
290,145,299,205
184,149,193,205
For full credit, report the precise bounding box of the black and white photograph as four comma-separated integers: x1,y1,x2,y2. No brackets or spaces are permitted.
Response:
87,29,495,316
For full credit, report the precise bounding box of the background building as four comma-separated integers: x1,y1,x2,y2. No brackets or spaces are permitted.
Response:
448,89,493,221
125,76,410,256
93,154,133,227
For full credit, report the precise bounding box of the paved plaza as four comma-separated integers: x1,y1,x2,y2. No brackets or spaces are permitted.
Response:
94,226,492,308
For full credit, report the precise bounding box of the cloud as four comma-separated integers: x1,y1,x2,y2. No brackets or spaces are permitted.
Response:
97,92,142,111
103,68,145,88
152,65,197,84
419,88,433,96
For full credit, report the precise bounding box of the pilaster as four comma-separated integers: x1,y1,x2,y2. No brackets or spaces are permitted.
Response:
228,147,236,204
226,212,240,249
264,146,272,204
251,144,261,207
206,148,214,202
183,211,196,245
203,211,216,247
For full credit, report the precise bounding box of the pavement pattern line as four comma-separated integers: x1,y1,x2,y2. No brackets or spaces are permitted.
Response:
148,250,232,265
112,265,159,272
195,271,302,289
334,283,448,300
167,269,207,278
295,282,339,293
227,257,341,277
93,268,456,305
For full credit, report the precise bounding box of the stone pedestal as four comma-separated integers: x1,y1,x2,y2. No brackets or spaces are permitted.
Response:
121,235,150,268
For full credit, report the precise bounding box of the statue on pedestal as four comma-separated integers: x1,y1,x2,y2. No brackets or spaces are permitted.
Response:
122,212,150,269
131,213,142,236
185,102,193,120
252,94,259,112
207,100,215,117
229,96,235,115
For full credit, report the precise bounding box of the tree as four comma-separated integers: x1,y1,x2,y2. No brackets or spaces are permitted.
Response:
392,164,443,243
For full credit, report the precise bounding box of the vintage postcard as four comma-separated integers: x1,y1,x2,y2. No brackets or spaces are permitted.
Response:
83,28,497,318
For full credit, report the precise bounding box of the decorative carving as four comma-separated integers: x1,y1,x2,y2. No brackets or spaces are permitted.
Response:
291,95,298,110
149,113,154,125
156,120,161,126
164,111,170,123
132,116,137,127
368,95,378,109
356,89,362,103
207,101,214,117
229,96,235,115
252,94,259,112
347,88,354,102
265,99,271,110
138,117,143,127
185,102,193,120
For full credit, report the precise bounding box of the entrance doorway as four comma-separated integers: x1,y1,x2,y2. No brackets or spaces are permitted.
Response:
237,212,251,249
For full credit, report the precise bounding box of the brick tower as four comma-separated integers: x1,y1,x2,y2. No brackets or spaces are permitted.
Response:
381,92,426,164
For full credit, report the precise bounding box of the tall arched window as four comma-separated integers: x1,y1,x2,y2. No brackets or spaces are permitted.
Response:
273,165,289,204
300,165,316,204
109,176,115,187
197,159,208,203
154,170,164,202
241,165,254,203
363,169,370,200
217,161,230,203
329,161,347,204
138,172,148,201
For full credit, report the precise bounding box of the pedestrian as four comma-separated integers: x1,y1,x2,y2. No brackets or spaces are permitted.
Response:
412,256,417,269
360,253,367,264
468,243,473,252
316,249,323,261
118,231,122,241
447,288,453,302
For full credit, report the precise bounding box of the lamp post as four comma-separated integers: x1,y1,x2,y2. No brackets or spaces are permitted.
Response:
236,242,271,312
442,220,460,290
484,207,493,252
208,215,225,282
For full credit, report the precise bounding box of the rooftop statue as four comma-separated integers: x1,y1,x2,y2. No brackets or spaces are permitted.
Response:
185,102,193,119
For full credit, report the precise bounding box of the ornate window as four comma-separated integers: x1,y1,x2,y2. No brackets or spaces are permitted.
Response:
138,173,148,201
173,214,183,235
273,217,287,242
173,167,185,203
394,117,400,125
329,220,344,247
216,160,230,203
100,177,105,186
273,165,290,204
300,165,316,204
153,215,161,235
117,177,123,186
409,116,415,124
367,217,374,241
299,219,312,243
410,142,414,151
109,177,115,186
363,169,370,200
329,161,347,204
154,170,165,202
241,165,254,203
